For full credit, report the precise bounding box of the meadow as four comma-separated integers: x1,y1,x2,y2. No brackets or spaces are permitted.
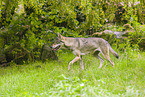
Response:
0,48,145,97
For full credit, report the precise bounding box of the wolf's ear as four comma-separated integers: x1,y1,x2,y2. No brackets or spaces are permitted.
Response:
57,32,64,39
57,32,61,37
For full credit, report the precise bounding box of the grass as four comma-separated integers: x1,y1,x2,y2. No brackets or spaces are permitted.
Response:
0,49,145,97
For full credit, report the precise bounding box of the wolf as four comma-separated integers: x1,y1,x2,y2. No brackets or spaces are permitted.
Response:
52,33,119,70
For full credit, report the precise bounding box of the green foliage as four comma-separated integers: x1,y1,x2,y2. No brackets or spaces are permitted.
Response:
0,0,145,64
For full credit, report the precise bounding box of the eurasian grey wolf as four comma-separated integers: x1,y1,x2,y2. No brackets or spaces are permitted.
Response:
52,33,119,70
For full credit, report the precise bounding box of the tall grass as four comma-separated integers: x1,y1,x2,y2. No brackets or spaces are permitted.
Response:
0,49,145,97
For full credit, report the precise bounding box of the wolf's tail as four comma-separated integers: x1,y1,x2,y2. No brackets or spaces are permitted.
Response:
109,45,119,59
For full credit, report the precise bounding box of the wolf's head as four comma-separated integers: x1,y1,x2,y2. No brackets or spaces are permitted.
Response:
51,33,65,50
57,32,66,42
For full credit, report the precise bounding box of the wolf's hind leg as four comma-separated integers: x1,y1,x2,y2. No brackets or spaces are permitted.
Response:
100,46,115,67
102,50,115,67
93,51,104,68
97,55,104,68
68,56,81,70
104,55,115,67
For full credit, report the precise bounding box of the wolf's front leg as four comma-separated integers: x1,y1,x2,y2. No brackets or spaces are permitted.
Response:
68,56,80,70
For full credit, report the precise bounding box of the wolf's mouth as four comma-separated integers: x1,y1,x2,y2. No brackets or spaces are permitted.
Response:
52,45,61,51
55,45,61,51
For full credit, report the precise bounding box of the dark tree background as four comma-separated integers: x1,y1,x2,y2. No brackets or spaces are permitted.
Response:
0,0,145,66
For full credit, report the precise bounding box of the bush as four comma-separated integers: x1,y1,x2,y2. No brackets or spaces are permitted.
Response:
0,0,145,65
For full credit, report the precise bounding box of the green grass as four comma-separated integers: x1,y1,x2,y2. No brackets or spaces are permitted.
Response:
0,49,145,97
